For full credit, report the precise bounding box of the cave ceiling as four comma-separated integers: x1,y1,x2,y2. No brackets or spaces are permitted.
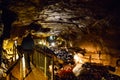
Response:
1,0,120,56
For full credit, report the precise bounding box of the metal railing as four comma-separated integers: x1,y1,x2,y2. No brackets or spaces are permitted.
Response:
33,45,54,80
4,44,55,80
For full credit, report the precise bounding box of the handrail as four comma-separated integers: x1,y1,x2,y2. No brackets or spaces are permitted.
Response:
35,45,55,57
5,55,23,75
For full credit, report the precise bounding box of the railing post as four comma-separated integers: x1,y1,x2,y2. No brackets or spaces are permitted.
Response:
20,54,24,80
51,55,54,80
6,74,10,80
44,54,47,76
13,41,17,61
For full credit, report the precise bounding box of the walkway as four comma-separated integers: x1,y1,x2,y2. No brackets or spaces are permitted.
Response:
10,59,48,80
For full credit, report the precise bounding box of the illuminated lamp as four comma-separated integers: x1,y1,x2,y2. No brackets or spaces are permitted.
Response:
50,42,56,47
46,35,57,42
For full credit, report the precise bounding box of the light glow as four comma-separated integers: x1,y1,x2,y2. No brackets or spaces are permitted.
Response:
73,53,84,76
74,54,83,64
50,42,56,47
22,54,26,78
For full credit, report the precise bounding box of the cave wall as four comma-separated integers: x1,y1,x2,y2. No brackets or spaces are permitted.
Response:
82,51,120,76
1,0,120,76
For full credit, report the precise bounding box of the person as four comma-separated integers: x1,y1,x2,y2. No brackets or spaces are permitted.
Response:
21,31,34,71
